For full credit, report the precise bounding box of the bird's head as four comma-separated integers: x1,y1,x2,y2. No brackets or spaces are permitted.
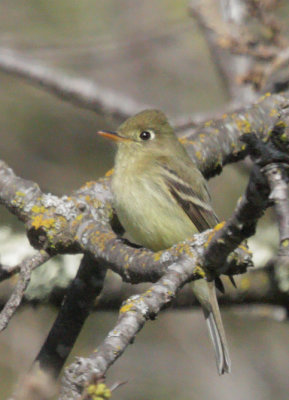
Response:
96,109,177,151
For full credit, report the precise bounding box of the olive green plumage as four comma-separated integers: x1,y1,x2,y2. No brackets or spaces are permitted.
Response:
99,109,231,374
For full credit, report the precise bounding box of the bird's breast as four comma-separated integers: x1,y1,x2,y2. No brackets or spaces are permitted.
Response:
112,166,197,251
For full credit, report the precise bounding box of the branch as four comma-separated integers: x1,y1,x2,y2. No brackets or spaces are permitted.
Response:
60,256,199,400
0,46,287,142
0,163,251,287
203,165,269,277
9,255,107,400
96,267,288,310
190,0,288,100
189,0,256,102
1,91,289,286
261,47,289,93
34,254,106,378
57,108,289,398
0,251,50,332
2,90,289,400
0,48,147,123
265,164,289,246
180,91,289,177
262,162,289,297
1,92,289,287
240,110,289,303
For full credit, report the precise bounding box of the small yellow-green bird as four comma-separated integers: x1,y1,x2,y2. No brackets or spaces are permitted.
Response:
97,109,231,374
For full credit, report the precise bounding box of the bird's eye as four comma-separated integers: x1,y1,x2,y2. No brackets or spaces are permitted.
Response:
140,130,154,140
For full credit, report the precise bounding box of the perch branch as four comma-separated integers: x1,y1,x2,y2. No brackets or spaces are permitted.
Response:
0,162,251,284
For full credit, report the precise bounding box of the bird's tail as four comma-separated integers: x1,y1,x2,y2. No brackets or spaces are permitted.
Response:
191,279,231,375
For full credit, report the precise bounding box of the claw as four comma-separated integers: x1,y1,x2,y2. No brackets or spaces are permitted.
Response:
215,277,225,294
229,276,237,288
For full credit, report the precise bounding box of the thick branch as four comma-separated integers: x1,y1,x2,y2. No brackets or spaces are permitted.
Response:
181,92,289,177
0,162,250,284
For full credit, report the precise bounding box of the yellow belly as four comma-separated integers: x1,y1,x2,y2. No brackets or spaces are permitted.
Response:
112,172,197,251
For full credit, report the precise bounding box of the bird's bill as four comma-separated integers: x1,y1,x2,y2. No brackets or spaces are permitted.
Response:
96,130,131,142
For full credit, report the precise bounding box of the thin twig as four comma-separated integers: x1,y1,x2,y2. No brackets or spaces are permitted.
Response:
0,251,50,332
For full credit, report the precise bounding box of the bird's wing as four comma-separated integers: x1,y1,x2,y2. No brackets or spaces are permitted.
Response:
158,158,219,231
158,158,237,291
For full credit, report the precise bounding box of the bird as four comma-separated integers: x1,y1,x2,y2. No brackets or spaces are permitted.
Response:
96,109,231,374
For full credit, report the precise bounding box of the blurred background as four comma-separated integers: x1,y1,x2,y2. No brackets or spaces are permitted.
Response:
0,0,288,399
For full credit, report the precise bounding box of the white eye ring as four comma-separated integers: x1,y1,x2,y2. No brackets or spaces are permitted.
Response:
139,130,155,141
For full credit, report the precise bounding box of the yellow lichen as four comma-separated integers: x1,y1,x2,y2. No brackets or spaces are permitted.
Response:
204,221,225,248
173,243,194,258
31,205,46,214
84,181,96,188
238,244,252,255
179,138,195,146
31,215,55,230
120,303,134,313
86,383,111,400
214,221,226,231
280,133,288,142
257,92,271,102
105,168,114,177
195,151,202,160
235,118,252,133
269,108,279,117
282,239,289,247
194,266,206,278
275,120,287,129
15,191,26,197
153,252,162,261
